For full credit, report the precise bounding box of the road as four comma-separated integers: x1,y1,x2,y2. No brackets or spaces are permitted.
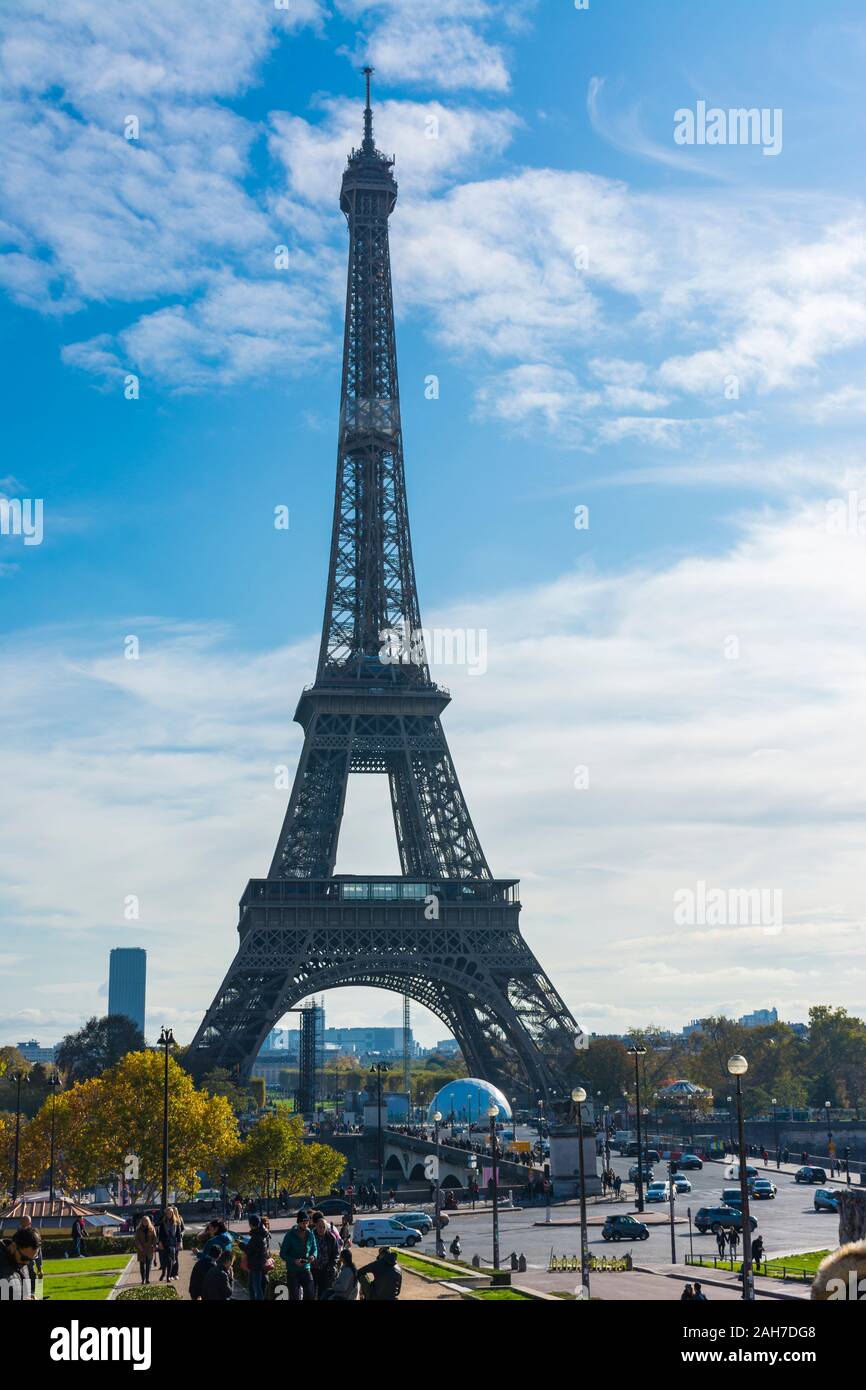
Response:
397,1152,843,1275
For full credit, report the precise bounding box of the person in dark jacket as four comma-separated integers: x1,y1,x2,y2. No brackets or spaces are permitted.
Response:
245,1214,270,1301
359,1247,402,1301
203,1251,234,1301
311,1212,340,1299
71,1214,86,1258
0,1228,41,1300
279,1212,317,1301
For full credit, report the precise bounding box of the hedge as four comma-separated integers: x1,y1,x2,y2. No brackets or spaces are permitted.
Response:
117,1285,180,1301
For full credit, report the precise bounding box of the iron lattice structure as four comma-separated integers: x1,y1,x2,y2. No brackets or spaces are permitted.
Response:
188,75,582,1099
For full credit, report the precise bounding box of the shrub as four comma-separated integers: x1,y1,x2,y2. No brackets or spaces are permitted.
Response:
37,1236,136,1259
117,1284,179,1301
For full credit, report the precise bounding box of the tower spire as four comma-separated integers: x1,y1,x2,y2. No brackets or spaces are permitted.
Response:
362,65,375,152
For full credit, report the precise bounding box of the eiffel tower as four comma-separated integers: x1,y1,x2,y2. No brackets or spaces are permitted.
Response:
188,72,583,1099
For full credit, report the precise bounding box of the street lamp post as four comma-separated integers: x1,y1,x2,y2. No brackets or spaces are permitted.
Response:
603,1104,611,1174
433,1110,444,1257
824,1101,833,1169
48,1070,61,1203
728,1055,754,1301
369,1062,389,1210
627,1044,648,1212
11,1070,28,1202
772,1098,779,1167
488,1103,501,1271
158,1027,175,1211
572,1088,591,1298
726,1095,734,1155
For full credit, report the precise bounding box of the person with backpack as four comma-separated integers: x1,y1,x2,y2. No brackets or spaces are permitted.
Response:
449,1234,462,1259
358,1246,402,1301
244,1214,271,1301
279,1211,317,1301
134,1214,158,1284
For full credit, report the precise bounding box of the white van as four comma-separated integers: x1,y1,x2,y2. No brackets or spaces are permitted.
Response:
353,1217,423,1248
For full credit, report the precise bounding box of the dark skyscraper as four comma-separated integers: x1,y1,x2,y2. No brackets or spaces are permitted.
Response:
108,947,147,1034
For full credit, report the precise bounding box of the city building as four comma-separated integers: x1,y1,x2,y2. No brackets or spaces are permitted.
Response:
739,1007,779,1028
258,1023,416,1061
107,947,147,1035
16,1039,56,1064
433,1039,461,1056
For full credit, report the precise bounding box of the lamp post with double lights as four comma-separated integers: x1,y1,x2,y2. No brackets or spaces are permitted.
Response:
158,1027,175,1210
11,1069,28,1202
48,1070,61,1203
433,1109,444,1256
488,1103,501,1271
369,1062,390,1210
627,1043,648,1212
571,1087,590,1298
727,1054,754,1301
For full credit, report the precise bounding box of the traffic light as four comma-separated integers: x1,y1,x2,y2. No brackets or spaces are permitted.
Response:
669,1160,678,1175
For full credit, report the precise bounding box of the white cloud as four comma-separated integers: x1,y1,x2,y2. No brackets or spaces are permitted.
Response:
334,0,513,92
5,493,866,1041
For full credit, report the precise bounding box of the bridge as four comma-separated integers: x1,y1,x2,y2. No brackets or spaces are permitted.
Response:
381,1130,539,1189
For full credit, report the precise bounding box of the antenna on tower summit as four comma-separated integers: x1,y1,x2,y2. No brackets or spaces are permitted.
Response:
362,65,375,151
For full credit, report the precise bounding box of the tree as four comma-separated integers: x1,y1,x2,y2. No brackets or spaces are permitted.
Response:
201,1068,249,1116
55,1015,146,1084
228,1111,344,1198
0,1110,26,1197
20,1051,240,1202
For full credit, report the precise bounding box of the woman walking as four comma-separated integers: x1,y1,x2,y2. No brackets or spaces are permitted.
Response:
158,1207,181,1283
134,1215,158,1284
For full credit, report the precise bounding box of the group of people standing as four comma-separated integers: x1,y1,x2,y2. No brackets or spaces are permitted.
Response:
132,1206,185,1283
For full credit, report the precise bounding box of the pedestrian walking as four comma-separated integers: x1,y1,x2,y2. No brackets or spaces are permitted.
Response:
134,1215,158,1284
680,1283,694,1300
358,1246,402,1301
158,1207,182,1282
245,1214,271,1302
752,1235,764,1272
338,1216,351,1247
70,1214,87,1259
693,1281,708,1300
728,1227,739,1262
716,1228,726,1261
311,1212,341,1299
279,1211,317,1301
449,1234,462,1259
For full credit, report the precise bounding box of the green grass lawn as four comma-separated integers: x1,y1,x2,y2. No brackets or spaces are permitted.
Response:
398,1252,467,1280
688,1250,829,1282
42,1274,120,1302
42,1255,130,1276
472,1288,534,1301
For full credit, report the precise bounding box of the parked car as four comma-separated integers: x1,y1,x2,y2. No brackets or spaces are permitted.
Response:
353,1217,423,1248
393,1211,433,1234
602,1214,649,1242
671,1173,692,1194
794,1166,828,1185
751,1179,777,1200
646,1181,671,1203
628,1164,655,1184
315,1197,354,1217
694,1205,758,1235
814,1188,840,1213
677,1154,703,1170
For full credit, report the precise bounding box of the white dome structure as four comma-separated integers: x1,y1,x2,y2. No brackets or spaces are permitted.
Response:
426,1078,512,1125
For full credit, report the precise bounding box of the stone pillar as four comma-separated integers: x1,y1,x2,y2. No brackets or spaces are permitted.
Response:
549,1124,601,1197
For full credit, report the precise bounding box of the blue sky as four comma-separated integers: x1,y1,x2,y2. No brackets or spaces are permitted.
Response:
3,0,866,1049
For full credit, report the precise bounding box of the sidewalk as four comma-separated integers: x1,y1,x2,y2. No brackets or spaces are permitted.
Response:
639,1261,811,1301
112,1249,198,1301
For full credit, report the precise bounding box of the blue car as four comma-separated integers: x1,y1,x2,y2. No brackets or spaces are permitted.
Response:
814,1188,839,1213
